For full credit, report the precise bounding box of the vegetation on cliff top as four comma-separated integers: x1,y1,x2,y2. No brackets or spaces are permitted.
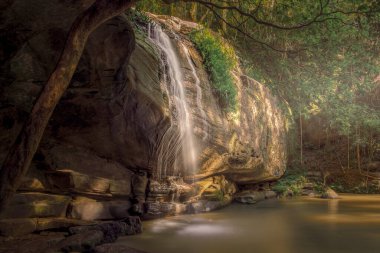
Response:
190,29,237,111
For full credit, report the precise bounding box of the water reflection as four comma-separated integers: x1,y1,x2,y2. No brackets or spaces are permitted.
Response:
118,195,380,253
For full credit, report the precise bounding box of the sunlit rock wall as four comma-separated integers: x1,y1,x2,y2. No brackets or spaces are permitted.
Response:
149,15,288,184
0,1,287,228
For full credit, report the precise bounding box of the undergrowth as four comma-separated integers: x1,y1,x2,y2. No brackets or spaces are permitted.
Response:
272,170,307,196
190,29,237,111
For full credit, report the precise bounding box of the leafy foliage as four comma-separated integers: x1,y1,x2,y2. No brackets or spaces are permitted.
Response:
272,170,307,196
190,29,237,111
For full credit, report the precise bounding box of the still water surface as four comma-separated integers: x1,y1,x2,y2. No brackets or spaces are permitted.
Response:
119,195,380,253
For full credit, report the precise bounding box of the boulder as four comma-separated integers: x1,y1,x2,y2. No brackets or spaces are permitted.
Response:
0,218,96,237
69,217,142,239
45,169,131,197
36,218,97,231
234,191,266,204
193,175,236,202
53,230,104,252
68,197,132,221
321,187,339,199
46,169,110,194
0,193,71,219
94,244,149,253
0,218,37,237
144,202,187,219
188,197,232,213
0,233,66,253
264,190,277,199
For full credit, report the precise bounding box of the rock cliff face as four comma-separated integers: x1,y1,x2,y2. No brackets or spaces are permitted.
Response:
0,0,287,232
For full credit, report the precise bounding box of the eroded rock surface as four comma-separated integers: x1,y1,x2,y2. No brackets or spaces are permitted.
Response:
0,0,288,231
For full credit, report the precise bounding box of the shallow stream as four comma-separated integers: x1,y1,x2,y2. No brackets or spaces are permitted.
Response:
119,194,380,253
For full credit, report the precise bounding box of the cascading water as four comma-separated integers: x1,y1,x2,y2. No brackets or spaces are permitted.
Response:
148,23,198,179
181,44,209,141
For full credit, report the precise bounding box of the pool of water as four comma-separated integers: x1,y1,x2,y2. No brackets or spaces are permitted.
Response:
118,195,380,253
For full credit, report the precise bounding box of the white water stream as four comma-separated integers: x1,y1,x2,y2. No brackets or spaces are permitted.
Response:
148,23,199,179
181,44,208,141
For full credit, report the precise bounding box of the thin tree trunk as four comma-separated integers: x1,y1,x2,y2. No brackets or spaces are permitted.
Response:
347,133,350,170
221,1,227,32
356,125,361,173
0,0,135,211
190,2,197,21
300,112,303,166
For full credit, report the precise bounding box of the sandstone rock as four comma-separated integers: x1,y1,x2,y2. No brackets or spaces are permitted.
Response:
68,197,132,220
0,218,37,237
147,177,193,203
1,3,288,216
234,191,266,204
193,176,236,202
45,169,131,197
46,169,110,194
188,197,232,213
264,190,277,199
0,218,96,237
0,233,66,253
94,244,149,253
132,171,148,199
36,218,97,231
144,202,187,219
0,193,71,219
69,217,142,242
321,187,339,199
18,168,48,192
53,230,104,252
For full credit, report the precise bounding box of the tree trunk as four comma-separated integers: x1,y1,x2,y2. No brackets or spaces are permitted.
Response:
356,125,361,173
190,2,197,21
299,112,303,166
347,134,350,170
0,0,135,211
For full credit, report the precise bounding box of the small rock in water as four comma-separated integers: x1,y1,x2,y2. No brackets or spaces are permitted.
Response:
321,187,339,199
234,191,266,204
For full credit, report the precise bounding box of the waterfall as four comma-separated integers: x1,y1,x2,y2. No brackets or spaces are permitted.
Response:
181,44,208,141
148,23,198,179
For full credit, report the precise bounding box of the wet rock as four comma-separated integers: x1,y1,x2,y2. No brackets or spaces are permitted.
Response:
193,176,236,202
93,244,149,253
132,171,148,199
0,193,71,219
147,177,193,203
46,169,132,197
188,197,232,213
264,190,277,199
53,230,104,252
47,170,106,194
0,218,96,237
321,187,339,199
36,218,97,232
144,202,187,219
234,191,266,204
69,217,142,239
0,233,66,253
0,218,37,237
68,197,132,220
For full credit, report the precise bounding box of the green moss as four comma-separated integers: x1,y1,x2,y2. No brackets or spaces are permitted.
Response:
273,170,307,196
189,29,237,111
